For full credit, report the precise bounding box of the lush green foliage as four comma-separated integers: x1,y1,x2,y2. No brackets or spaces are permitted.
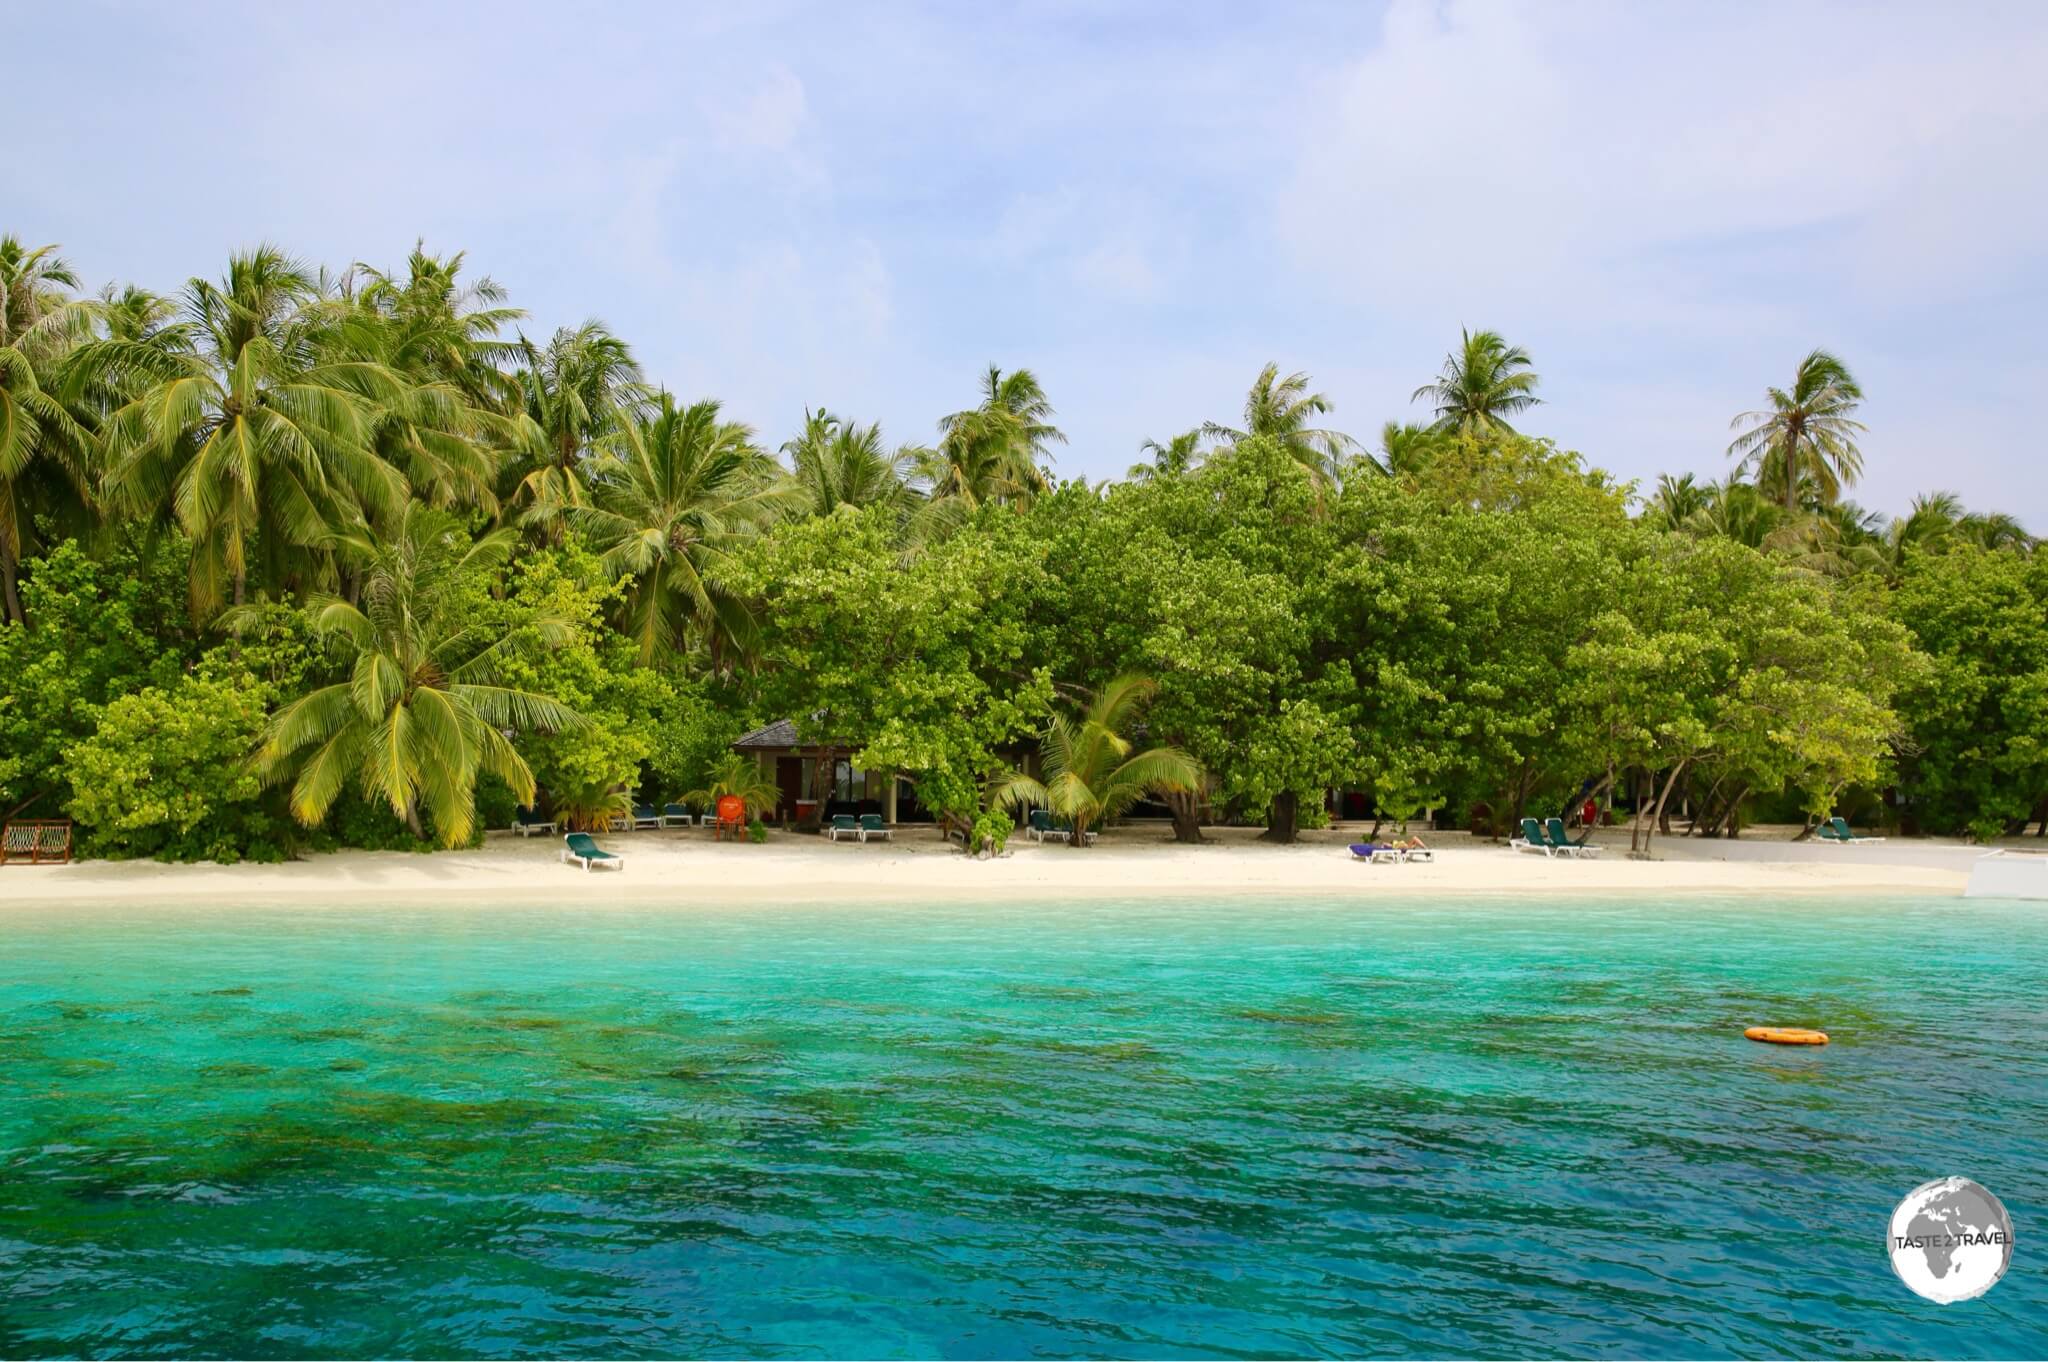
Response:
1,231,2038,863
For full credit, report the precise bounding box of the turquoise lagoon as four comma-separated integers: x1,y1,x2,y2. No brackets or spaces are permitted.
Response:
1,893,2043,1359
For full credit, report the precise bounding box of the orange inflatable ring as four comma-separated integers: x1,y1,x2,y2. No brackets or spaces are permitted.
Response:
1745,1026,1829,1046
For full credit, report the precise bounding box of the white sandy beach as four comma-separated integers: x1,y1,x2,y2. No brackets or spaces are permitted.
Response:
2,822,2015,907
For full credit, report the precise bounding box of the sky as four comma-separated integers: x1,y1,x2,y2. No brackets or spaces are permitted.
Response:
10,0,2048,525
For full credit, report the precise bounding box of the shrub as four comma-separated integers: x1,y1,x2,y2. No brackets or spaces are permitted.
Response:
61,673,286,863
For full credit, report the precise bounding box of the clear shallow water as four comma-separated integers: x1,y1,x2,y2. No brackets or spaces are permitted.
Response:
1,894,2043,1360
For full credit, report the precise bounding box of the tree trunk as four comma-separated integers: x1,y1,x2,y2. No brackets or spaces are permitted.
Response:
1639,759,1689,858
1066,813,1093,848
1,548,23,627
404,801,425,840
1261,791,1300,844
1164,789,1206,844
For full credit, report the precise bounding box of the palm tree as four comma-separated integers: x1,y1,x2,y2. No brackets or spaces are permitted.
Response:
782,408,918,517
0,237,100,625
1378,421,1446,479
323,248,528,516
1204,364,1361,482
510,321,649,533
1727,349,1866,513
1412,329,1542,437
1127,429,1204,482
684,753,781,823
1642,472,1713,531
248,507,583,847
83,246,409,613
571,393,793,664
993,673,1204,849
922,365,1063,510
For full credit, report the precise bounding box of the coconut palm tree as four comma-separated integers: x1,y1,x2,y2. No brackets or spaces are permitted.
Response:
1204,364,1361,483
322,249,529,517
1412,329,1542,437
782,408,919,517
510,321,649,533
1727,349,1866,513
1127,429,1204,482
247,506,583,847
1378,420,1447,480
1642,472,1713,531
993,673,1204,849
0,237,102,625
82,246,410,613
571,393,794,664
922,365,1063,510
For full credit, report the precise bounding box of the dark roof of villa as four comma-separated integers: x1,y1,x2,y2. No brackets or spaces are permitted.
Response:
734,718,803,749
732,716,854,752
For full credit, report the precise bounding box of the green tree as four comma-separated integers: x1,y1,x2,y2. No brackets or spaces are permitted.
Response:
782,408,918,518
0,236,96,624
249,507,583,846
1412,328,1542,437
1126,428,1204,482
0,537,191,813
86,246,409,614
510,321,648,533
994,674,1203,847
571,393,793,664
61,670,286,862
1727,348,1866,513
918,365,1063,517
1890,544,2048,840
1204,364,1361,484
729,502,1055,833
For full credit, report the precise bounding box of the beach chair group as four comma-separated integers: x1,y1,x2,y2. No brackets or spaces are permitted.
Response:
1024,809,1096,844
1348,839,1435,864
1511,817,1603,858
825,813,894,844
1816,816,1885,843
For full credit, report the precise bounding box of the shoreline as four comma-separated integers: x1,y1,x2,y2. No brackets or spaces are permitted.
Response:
1,824,2002,909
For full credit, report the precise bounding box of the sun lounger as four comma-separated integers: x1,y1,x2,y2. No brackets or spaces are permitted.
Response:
1349,842,1405,863
561,832,624,871
661,802,695,828
826,814,863,843
1821,815,1885,843
1027,809,1065,843
511,807,557,837
628,804,663,831
860,813,892,843
1546,817,1600,858
1511,817,1552,856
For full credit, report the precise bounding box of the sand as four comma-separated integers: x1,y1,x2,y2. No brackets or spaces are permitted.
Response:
0,822,2001,908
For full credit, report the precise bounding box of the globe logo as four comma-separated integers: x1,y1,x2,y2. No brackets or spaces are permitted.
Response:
1888,1177,2014,1303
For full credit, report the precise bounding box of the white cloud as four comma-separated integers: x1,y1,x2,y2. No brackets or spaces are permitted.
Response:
1284,0,2048,328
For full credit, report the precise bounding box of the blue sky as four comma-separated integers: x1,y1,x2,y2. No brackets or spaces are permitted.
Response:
11,0,2048,524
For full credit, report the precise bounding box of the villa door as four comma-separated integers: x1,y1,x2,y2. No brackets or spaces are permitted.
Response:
776,757,803,823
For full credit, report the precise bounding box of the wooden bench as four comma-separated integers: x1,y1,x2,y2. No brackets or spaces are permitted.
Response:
1,820,73,866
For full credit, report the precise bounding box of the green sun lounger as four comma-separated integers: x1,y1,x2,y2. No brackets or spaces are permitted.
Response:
1821,815,1885,843
1547,817,1600,858
512,806,557,837
1512,817,1552,856
860,813,892,843
826,814,862,843
661,802,695,828
561,832,624,871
